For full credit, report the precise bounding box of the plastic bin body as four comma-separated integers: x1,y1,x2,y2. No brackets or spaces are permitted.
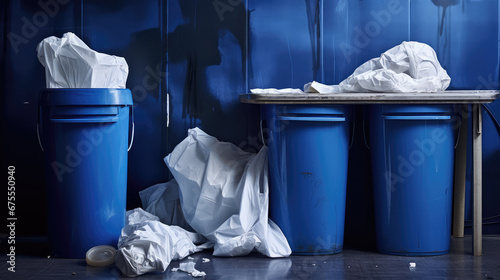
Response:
370,104,455,256
39,89,133,258
265,105,350,255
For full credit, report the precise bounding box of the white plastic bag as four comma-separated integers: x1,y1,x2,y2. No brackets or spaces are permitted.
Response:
139,180,193,231
339,41,450,92
304,41,450,93
37,32,128,88
115,208,211,277
164,128,291,258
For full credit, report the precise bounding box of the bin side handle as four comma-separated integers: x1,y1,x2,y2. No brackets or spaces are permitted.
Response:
128,105,134,152
454,113,461,150
260,119,266,148
362,108,370,150
37,105,44,152
349,108,355,149
37,124,44,152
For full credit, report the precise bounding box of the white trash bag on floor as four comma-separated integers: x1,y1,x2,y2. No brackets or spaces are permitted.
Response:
164,128,291,258
139,180,193,231
115,208,211,277
304,41,451,93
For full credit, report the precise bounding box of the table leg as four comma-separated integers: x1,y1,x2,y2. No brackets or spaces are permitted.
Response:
453,104,468,238
472,104,482,257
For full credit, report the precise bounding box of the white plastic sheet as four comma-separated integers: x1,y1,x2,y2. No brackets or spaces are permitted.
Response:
37,32,128,88
139,180,193,231
335,41,450,93
115,208,210,277
259,41,450,94
164,128,291,258
250,88,304,94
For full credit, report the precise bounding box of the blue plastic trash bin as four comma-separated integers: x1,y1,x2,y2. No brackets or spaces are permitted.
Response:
265,104,350,255
370,104,456,256
38,88,133,258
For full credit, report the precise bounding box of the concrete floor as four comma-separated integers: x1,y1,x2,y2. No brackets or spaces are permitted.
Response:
1,235,499,279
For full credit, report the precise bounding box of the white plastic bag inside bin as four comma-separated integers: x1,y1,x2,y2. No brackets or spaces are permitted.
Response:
164,127,291,258
37,32,128,88
304,41,450,93
115,208,211,277
139,180,193,231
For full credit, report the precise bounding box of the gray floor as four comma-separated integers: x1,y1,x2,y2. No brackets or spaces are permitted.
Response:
1,236,499,279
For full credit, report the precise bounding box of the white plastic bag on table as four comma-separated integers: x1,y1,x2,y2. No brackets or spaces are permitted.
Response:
304,41,450,93
164,127,291,258
139,180,193,231
37,32,128,88
115,208,211,277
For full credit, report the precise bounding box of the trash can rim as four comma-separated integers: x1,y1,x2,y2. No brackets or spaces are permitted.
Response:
40,88,133,106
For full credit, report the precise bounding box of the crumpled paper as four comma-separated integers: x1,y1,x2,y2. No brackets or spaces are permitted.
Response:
115,208,211,277
165,128,291,258
37,32,128,88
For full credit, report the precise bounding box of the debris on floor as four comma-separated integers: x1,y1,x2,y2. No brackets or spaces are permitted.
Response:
115,208,210,277
171,261,206,278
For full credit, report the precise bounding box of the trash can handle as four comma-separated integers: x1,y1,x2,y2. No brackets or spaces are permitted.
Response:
128,105,134,152
349,108,355,150
362,107,370,150
37,105,44,152
454,114,461,150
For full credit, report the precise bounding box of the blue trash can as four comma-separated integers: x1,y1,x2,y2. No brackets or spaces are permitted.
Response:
38,88,133,258
265,104,350,255
370,104,456,256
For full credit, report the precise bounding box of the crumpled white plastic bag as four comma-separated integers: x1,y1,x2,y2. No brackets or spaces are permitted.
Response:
115,208,211,277
304,41,450,93
164,128,291,258
139,180,193,231
37,32,128,88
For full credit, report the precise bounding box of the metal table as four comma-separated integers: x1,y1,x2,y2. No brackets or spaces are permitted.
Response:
240,90,500,256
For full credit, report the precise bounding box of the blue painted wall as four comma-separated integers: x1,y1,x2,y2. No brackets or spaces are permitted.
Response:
1,0,499,241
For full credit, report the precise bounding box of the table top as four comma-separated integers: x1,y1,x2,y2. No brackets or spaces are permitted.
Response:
240,90,500,104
